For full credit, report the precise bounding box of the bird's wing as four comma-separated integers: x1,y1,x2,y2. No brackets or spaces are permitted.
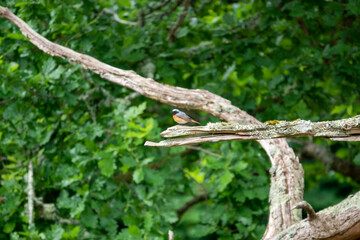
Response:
176,112,193,122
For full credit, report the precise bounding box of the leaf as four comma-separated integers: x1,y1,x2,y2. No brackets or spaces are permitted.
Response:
233,161,248,173
184,168,205,183
144,167,164,186
48,225,65,240
48,66,65,79
162,211,178,224
56,190,85,217
177,27,190,38
348,0,360,15
128,225,141,235
3,102,20,120
70,201,85,218
144,212,153,232
119,0,131,7
188,224,215,238
254,186,269,200
267,75,284,90
6,33,25,40
40,127,55,146
293,100,309,117
3,222,16,233
217,170,234,192
331,105,346,115
120,156,138,167
100,217,118,236
223,13,235,26
80,209,98,229
222,62,236,81
133,167,144,184
42,58,57,76
124,102,147,120
98,157,115,177
243,189,255,200
7,62,18,73
70,226,81,238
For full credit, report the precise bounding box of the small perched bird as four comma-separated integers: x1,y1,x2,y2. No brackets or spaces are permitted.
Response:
172,109,200,124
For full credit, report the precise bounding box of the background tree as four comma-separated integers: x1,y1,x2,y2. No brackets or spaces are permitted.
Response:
0,0,360,239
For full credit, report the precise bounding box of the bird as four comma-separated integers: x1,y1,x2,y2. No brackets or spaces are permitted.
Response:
172,109,200,124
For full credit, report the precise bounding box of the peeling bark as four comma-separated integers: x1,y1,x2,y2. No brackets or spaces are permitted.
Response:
145,116,360,146
271,192,360,240
159,116,360,139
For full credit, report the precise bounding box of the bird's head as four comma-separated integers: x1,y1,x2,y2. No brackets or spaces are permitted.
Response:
172,109,180,115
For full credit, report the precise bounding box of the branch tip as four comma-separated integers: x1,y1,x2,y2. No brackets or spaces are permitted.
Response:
293,201,317,220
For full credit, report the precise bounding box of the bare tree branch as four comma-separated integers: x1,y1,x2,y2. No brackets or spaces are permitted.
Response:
145,0,172,15
176,194,208,220
296,18,309,36
27,160,34,228
292,139,360,182
151,0,183,20
293,201,317,220
166,0,193,41
329,136,360,141
145,116,360,147
160,116,360,139
103,8,137,26
34,197,80,225
145,134,249,146
272,192,360,240
0,6,303,238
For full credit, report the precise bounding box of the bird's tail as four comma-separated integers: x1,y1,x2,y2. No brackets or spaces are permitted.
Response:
191,119,200,124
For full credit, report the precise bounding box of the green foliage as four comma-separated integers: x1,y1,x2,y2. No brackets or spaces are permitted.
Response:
1,0,360,239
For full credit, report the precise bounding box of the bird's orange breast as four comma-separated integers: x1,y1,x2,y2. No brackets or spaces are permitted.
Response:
173,114,188,124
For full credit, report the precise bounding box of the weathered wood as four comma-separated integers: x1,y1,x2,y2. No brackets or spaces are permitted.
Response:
272,192,360,240
160,116,360,139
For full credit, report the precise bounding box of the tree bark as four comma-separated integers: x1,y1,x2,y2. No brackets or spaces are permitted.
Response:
144,116,360,146
271,192,360,240
160,116,360,138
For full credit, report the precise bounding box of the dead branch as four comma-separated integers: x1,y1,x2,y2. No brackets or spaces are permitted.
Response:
103,8,137,26
176,194,208,221
292,139,360,182
272,192,360,240
160,116,360,139
145,116,360,147
145,0,172,15
166,0,193,41
293,201,317,220
296,18,309,36
27,160,34,228
151,0,183,20
0,6,303,238
145,134,250,146
34,197,80,225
